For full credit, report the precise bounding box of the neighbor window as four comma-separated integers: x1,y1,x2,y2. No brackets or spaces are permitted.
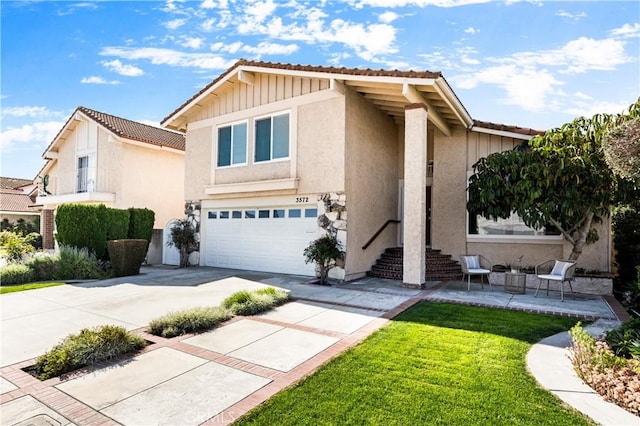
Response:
217,122,247,167
255,112,290,162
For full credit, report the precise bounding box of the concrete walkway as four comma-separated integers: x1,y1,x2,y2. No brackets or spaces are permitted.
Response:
0,267,634,425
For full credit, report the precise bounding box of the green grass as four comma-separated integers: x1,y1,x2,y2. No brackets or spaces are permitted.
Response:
234,302,593,426
1,281,65,294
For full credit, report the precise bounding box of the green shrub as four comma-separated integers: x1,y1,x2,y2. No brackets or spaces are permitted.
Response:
303,234,345,285
606,318,640,359
26,252,61,281
57,245,103,280
128,208,155,245
148,306,233,338
148,287,289,337
55,204,108,259
0,230,37,262
222,287,290,316
34,325,146,380
0,263,34,285
613,206,640,289
105,208,130,242
107,239,147,277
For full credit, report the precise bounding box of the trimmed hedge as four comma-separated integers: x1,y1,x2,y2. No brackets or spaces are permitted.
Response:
55,204,155,260
107,239,148,277
128,208,155,246
56,204,108,259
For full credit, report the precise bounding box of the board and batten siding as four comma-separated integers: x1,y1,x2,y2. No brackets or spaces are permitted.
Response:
192,75,331,122
466,131,521,171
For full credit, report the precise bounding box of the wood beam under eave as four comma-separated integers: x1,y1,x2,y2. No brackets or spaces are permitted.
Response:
238,70,255,85
402,83,451,137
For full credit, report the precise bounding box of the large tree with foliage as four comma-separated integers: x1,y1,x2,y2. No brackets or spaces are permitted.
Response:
467,98,639,261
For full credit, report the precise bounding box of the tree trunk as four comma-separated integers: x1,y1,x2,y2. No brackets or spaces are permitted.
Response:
568,211,594,261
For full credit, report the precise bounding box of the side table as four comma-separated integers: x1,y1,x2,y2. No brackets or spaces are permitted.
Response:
504,272,526,294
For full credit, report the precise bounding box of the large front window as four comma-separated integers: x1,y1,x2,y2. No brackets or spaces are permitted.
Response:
217,122,247,167
468,212,560,236
255,112,289,162
76,156,89,193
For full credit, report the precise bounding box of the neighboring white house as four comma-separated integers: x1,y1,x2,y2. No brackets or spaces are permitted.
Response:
35,106,185,264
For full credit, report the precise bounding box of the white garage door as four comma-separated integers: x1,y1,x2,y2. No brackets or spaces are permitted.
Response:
204,206,318,276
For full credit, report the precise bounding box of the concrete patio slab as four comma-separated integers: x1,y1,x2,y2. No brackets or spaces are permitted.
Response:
257,300,329,324
101,361,270,426
0,395,73,426
0,376,18,394
56,347,207,410
297,306,382,334
229,327,340,372
183,319,283,354
343,292,413,311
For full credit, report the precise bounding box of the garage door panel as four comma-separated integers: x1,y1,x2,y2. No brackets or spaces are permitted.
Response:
204,207,318,276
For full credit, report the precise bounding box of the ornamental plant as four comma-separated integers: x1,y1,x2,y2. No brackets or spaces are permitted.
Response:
303,234,345,285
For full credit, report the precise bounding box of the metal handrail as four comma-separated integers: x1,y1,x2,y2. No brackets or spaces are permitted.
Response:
362,219,401,250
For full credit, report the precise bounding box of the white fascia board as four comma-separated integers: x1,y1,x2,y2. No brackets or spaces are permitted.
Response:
402,83,451,137
109,134,185,155
433,79,473,128
470,126,535,141
205,178,299,195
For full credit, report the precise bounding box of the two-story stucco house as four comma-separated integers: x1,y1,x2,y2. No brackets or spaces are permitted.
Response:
35,106,186,264
161,60,610,288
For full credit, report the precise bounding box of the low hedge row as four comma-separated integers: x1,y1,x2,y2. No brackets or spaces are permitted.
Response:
149,287,290,338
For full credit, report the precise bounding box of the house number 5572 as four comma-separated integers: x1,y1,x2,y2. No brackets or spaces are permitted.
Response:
296,197,309,203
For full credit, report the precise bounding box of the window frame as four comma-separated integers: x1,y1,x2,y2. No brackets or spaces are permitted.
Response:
254,111,291,163
216,119,248,168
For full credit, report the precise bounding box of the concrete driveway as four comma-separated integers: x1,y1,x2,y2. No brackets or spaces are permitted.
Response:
0,266,419,426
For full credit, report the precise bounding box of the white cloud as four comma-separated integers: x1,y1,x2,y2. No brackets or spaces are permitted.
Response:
0,121,64,151
210,41,244,54
609,23,640,39
237,0,278,34
1,106,61,118
555,10,587,20
567,100,630,118
242,41,299,55
80,76,120,85
201,18,216,31
164,18,187,30
464,27,479,34
179,37,205,49
101,59,144,77
379,11,399,23
101,47,234,70
351,0,491,7
200,0,228,8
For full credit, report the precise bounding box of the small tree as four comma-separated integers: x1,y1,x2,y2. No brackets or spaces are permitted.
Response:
303,234,345,285
603,116,640,181
167,219,197,268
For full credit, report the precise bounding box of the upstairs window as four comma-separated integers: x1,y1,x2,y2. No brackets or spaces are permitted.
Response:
217,122,247,167
76,156,89,193
255,112,289,162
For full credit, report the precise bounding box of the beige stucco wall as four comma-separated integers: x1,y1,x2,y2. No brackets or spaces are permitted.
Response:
184,127,213,201
431,127,468,259
344,88,399,278
117,142,185,229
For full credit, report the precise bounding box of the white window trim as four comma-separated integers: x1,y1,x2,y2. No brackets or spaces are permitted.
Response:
216,119,248,168
465,171,563,242
254,110,291,164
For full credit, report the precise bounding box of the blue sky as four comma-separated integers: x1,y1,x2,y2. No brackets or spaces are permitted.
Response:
1,0,638,180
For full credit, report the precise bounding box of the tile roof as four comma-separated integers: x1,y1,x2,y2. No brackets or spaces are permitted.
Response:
77,106,185,150
0,188,37,213
0,177,33,190
162,59,443,125
473,120,545,136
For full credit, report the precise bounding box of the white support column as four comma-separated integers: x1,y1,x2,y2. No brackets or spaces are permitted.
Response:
403,104,428,288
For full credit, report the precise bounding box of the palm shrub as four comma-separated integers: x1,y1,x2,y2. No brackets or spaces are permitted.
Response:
303,234,345,285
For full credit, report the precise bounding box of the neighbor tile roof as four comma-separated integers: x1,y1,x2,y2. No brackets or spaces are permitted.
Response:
77,106,185,150
0,188,36,212
162,59,443,124
0,177,33,190
473,120,545,136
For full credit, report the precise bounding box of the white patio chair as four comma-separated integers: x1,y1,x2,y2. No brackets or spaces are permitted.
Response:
459,254,493,292
535,260,576,302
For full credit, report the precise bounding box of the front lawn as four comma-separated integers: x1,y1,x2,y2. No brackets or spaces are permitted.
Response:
0,282,65,294
235,302,593,425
